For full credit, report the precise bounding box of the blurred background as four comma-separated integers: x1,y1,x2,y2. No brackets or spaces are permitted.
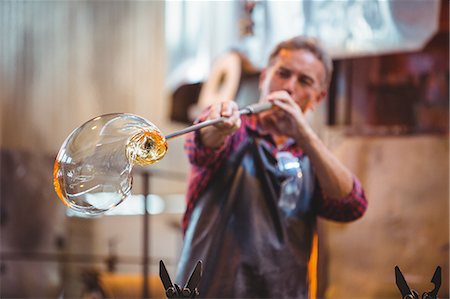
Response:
0,0,448,298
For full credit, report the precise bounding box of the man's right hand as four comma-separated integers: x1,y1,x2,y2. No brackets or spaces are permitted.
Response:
199,101,241,149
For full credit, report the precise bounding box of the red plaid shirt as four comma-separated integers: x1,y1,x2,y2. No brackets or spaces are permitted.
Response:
182,112,367,233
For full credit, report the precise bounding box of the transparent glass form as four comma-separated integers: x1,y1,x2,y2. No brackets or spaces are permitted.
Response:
276,151,303,212
53,113,167,216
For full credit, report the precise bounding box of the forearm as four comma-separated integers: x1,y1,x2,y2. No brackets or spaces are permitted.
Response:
200,126,229,149
298,131,353,198
198,101,241,149
185,102,240,166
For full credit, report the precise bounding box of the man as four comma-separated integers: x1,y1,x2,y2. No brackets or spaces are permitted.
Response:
177,36,367,298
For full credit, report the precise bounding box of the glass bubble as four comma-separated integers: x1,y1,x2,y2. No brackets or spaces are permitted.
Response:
53,113,168,216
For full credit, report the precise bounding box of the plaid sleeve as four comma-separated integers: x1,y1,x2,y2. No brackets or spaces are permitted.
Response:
184,107,230,168
315,176,368,222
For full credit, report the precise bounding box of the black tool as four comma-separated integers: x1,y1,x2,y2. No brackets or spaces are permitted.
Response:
395,266,441,299
395,266,419,299
159,260,202,299
422,266,441,299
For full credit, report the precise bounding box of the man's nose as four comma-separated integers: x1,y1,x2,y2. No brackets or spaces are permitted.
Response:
282,76,296,95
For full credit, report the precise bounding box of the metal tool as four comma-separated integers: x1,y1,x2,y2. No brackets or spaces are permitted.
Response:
159,260,203,299
422,266,441,299
395,266,442,299
395,266,419,299
165,102,273,140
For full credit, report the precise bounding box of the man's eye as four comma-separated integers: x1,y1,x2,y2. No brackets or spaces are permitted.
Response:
277,70,291,79
299,76,313,86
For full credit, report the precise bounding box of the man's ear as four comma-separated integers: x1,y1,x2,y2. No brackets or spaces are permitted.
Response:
309,90,327,111
316,90,327,104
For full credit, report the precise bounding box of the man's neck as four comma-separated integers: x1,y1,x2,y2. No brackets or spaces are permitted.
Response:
252,115,290,148
273,135,288,148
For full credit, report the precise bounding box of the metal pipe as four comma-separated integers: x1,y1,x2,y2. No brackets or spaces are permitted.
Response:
165,102,272,140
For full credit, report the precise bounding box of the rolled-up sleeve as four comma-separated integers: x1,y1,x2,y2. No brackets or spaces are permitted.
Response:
316,176,368,222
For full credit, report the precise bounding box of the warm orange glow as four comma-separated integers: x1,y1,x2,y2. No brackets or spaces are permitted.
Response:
126,130,168,166
53,160,70,207
308,232,318,299
101,273,166,298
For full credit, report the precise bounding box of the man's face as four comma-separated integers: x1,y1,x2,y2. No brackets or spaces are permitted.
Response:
259,48,327,112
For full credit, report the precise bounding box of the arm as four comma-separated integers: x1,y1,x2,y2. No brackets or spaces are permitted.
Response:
185,101,241,168
199,101,241,149
315,176,367,221
297,125,353,198
262,92,366,219
262,92,353,198
290,115,367,221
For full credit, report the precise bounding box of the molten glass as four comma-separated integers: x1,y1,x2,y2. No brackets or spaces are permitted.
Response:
53,113,167,216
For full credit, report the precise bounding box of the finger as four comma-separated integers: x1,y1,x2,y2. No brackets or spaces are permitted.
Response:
271,98,300,116
218,101,237,124
220,101,236,118
230,109,242,126
222,108,241,128
266,90,292,103
269,96,295,108
208,103,222,120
